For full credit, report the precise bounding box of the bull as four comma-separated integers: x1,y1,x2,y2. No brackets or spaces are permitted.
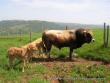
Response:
42,28,94,60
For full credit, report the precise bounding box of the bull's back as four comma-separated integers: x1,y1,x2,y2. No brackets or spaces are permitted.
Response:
42,30,76,47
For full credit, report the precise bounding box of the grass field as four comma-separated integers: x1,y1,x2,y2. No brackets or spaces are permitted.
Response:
0,29,110,83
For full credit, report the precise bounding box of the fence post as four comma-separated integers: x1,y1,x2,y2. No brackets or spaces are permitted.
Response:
19,29,22,41
42,25,44,32
106,25,109,47
29,31,32,42
65,26,68,30
103,22,106,47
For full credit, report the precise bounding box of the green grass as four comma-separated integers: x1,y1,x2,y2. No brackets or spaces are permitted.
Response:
0,32,42,82
70,64,110,83
75,29,110,63
0,29,110,82
71,64,109,78
29,78,49,83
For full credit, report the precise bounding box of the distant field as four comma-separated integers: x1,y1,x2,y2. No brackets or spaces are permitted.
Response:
0,29,110,83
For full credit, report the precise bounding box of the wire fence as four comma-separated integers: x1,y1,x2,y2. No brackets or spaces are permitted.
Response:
0,25,109,47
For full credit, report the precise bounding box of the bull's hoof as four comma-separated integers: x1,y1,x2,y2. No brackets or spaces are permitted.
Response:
73,53,78,58
69,57,72,61
68,56,72,61
46,57,51,61
69,55,72,60
68,57,76,61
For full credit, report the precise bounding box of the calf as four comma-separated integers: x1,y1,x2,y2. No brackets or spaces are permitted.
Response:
7,44,36,72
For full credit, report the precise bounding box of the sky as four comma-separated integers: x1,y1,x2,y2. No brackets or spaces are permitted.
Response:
0,0,110,24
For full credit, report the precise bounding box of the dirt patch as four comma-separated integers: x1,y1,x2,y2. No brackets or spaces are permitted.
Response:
17,56,110,83
32,57,105,67
30,57,109,82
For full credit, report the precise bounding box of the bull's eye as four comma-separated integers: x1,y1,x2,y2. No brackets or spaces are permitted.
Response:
87,33,92,38
85,33,92,43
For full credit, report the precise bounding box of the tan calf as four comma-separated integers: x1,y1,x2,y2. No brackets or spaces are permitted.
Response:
26,38,44,56
7,44,36,72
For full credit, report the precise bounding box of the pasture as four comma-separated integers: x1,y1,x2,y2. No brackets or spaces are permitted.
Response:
0,29,110,83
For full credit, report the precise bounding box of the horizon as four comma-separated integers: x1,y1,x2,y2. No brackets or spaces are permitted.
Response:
0,0,110,25
0,19,104,25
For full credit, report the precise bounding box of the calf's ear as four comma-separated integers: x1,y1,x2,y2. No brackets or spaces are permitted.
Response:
27,46,30,51
27,45,32,50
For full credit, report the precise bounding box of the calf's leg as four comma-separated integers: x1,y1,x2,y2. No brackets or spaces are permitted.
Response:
22,59,26,72
9,56,14,69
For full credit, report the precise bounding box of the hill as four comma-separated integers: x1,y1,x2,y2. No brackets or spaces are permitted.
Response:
0,20,103,35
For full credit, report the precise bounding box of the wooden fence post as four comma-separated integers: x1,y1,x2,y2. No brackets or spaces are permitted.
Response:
19,29,22,41
103,22,106,47
106,25,109,47
41,25,44,33
29,31,32,42
65,26,68,30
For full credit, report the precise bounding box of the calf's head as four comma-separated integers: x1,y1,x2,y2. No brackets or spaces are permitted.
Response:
27,44,36,51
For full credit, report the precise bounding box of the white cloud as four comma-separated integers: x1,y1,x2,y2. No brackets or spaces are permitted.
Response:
11,0,92,12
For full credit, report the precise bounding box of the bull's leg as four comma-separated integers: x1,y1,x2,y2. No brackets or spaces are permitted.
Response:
42,43,49,56
47,47,52,59
39,48,42,56
42,46,46,53
47,51,50,59
44,43,52,59
43,38,52,60
69,48,73,60
46,45,52,60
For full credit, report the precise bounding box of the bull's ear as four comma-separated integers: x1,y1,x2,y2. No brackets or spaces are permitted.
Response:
83,30,87,33
83,30,92,39
76,29,84,39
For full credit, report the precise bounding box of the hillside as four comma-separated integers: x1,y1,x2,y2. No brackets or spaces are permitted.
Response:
0,20,103,35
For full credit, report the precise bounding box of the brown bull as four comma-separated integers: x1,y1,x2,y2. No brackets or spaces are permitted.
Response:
42,28,94,60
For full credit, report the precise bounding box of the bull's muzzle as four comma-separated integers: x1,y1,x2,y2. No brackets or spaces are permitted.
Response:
92,39,95,42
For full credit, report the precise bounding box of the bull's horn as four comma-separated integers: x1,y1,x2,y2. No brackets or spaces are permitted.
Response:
83,30,87,33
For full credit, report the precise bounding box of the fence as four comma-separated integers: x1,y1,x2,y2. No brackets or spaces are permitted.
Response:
0,24,109,47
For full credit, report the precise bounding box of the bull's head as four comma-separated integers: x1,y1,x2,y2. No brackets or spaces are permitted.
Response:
76,28,95,43
83,29,95,43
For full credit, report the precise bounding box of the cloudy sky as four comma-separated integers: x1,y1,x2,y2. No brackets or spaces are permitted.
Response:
0,0,110,24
